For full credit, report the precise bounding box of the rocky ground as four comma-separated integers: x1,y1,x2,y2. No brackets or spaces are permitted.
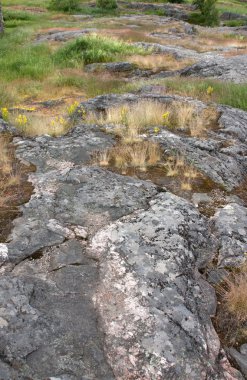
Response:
0,6,247,380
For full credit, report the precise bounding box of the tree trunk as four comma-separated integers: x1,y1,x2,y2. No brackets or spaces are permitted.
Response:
0,3,4,34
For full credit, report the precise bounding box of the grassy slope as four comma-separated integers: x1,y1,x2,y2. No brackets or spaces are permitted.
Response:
0,0,247,111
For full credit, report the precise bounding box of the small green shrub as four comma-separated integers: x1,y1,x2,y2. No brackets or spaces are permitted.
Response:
96,0,117,9
48,0,80,12
192,0,219,26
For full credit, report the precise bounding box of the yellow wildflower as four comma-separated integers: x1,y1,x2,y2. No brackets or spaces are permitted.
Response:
59,117,66,125
15,114,28,128
162,111,170,120
154,127,160,133
67,101,79,116
1,107,9,122
206,86,214,96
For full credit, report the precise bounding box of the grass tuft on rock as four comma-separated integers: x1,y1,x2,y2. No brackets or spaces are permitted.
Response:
54,34,145,67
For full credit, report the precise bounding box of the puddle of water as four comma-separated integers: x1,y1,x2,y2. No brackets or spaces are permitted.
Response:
111,164,217,199
94,143,218,201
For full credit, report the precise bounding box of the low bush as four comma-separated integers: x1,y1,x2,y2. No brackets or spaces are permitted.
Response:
96,0,117,10
192,0,219,26
48,0,80,13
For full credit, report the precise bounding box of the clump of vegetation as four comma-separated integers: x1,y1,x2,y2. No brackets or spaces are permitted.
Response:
146,77,247,112
166,102,219,137
191,0,219,26
54,35,145,67
128,54,195,72
95,141,162,172
88,100,168,142
48,0,80,13
96,0,117,10
223,272,247,322
0,135,21,207
215,265,247,345
88,99,218,139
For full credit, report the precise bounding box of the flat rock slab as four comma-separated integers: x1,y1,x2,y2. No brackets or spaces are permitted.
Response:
36,28,97,42
90,192,242,379
210,203,247,267
181,54,247,84
0,240,115,380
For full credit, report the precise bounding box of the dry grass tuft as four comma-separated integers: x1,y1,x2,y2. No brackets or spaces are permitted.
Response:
88,99,219,139
221,270,247,323
0,135,21,207
215,265,247,345
94,141,162,172
167,102,219,137
88,100,168,142
128,54,195,72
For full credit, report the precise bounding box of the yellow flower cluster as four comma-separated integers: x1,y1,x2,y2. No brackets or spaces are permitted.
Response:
207,86,214,96
50,116,66,128
15,114,28,127
1,107,9,122
67,101,79,116
162,111,170,124
77,107,86,119
15,106,36,112
153,127,160,134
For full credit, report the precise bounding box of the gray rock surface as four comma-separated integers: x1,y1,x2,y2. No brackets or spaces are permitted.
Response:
181,54,247,83
0,87,246,379
90,192,242,379
134,41,218,60
120,1,191,20
0,242,115,380
36,28,96,42
228,346,247,377
85,62,137,73
210,203,247,267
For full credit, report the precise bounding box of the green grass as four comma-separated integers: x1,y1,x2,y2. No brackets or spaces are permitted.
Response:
54,34,145,67
0,28,53,80
54,72,137,97
78,6,120,16
162,78,247,111
223,19,247,26
217,0,247,15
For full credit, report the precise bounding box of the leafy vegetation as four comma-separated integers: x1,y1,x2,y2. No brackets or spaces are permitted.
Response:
96,0,118,10
54,35,144,67
48,0,80,13
191,0,219,26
